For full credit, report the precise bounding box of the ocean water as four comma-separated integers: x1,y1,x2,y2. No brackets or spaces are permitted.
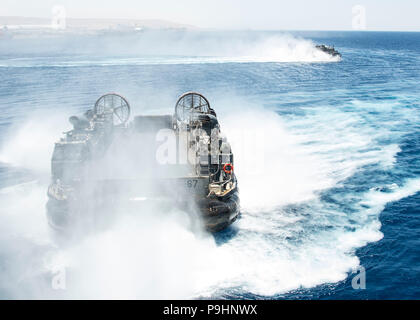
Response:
0,31,419,299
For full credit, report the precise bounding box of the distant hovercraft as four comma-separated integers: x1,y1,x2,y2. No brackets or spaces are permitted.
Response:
316,44,342,58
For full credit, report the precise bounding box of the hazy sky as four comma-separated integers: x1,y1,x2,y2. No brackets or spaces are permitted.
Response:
1,0,419,31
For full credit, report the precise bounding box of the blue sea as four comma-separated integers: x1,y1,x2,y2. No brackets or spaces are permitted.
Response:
0,31,419,299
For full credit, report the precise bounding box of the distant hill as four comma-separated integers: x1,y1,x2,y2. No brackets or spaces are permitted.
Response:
0,16,197,30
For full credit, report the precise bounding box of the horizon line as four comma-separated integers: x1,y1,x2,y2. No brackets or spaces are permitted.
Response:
0,15,419,33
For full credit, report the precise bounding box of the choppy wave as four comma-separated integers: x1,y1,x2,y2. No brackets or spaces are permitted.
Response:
0,35,339,67
0,96,417,298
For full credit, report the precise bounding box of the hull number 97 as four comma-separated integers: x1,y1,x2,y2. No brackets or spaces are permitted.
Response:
186,180,198,188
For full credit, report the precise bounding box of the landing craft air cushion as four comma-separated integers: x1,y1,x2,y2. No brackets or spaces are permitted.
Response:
47,92,240,233
316,44,342,58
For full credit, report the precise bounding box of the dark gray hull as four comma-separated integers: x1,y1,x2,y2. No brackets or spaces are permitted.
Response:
198,192,240,232
46,188,240,234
